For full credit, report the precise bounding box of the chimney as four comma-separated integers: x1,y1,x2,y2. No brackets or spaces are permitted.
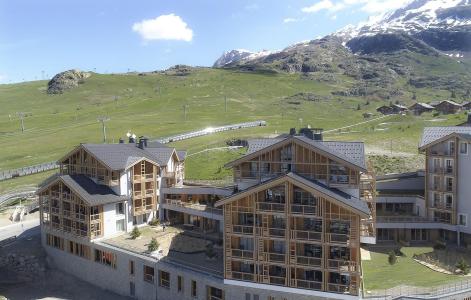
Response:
289,128,296,136
299,128,314,140
138,136,149,149
313,128,323,141
118,138,124,144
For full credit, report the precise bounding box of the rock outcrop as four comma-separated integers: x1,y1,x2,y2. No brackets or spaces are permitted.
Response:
47,69,91,94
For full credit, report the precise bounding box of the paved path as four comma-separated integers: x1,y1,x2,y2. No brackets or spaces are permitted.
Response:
0,218,40,241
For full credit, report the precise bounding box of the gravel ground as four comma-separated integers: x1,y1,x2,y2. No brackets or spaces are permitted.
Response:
0,234,132,300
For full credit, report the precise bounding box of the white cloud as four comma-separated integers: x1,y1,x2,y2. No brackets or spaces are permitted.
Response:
302,0,411,15
302,0,346,13
132,14,193,42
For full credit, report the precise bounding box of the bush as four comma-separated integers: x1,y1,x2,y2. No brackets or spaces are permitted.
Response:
130,226,141,239
148,237,159,252
456,258,470,275
149,218,160,226
394,248,405,257
388,251,397,265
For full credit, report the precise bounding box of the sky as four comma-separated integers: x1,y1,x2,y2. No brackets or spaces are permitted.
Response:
0,0,410,83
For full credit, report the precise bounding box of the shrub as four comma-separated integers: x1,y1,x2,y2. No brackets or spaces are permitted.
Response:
388,251,397,265
394,248,405,257
148,237,159,252
130,226,141,239
456,258,470,275
149,218,160,226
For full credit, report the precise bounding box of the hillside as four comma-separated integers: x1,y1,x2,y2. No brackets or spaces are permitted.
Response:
0,68,466,183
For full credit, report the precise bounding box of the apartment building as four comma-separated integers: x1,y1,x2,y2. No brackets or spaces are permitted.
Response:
39,129,375,300
376,126,471,246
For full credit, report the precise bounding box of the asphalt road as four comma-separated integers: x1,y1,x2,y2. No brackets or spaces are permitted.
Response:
0,218,40,241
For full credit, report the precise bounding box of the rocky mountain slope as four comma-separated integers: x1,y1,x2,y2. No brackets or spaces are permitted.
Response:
47,69,91,94
213,0,471,100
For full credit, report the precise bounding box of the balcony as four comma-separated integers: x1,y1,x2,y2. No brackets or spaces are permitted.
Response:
328,259,358,273
269,276,286,286
231,271,254,281
256,202,285,212
266,252,286,263
163,171,175,178
292,279,322,290
265,228,285,238
328,283,355,295
90,214,101,222
430,150,455,156
326,233,349,244
51,207,60,214
133,174,154,181
291,204,317,215
376,216,430,223
232,225,253,235
294,255,322,267
231,249,254,259
162,199,222,215
290,230,321,242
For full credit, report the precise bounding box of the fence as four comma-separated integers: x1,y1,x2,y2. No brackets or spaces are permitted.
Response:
0,187,38,207
364,279,471,299
153,120,266,144
0,161,58,181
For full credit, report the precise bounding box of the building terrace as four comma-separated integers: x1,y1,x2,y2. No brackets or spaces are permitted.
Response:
100,225,224,277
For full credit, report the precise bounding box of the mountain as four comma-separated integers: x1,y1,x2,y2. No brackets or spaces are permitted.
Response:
213,49,274,67
213,0,471,100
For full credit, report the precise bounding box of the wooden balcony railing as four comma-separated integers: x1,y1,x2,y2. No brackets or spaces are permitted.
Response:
292,279,322,290
51,207,60,214
328,283,357,295
233,225,254,235
291,230,321,242
231,249,254,259
256,202,285,212
328,259,358,272
326,233,349,244
269,276,286,286
291,204,317,215
267,228,286,238
295,255,322,267
230,271,254,281
267,252,286,263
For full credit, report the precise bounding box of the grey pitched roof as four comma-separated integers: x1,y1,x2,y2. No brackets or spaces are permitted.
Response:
241,136,366,170
215,172,370,216
80,143,179,170
420,127,471,148
437,100,462,107
40,174,128,206
247,138,285,154
410,103,434,109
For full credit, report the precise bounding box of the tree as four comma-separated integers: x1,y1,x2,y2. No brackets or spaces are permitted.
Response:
456,258,470,275
130,226,141,239
451,90,457,99
148,237,159,252
466,89,470,99
388,251,397,265
356,104,361,111
412,92,417,100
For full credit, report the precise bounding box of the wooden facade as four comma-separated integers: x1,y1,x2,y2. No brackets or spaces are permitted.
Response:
424,137,458,225
222,178,362,296
232,140,360,188
59,147,120,187
131,160,159,216
39,180,104,240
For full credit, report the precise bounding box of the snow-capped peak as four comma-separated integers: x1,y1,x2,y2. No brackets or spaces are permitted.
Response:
213,49,277,67
335,0,471,40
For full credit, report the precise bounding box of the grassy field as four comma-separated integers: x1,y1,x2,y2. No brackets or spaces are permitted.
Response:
0,68,466,171
0,68,468,194
363,247,463,291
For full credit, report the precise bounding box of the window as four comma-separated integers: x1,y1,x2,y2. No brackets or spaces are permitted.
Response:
253,295,259,300
94,249,117,268
267,297,275,300
116,219,125,232
116,202,124,215
144,265,154,283
69,241,91,259
459,214,467,226
178,275,183,293
208,286,224,300
460,142,468,154
449,141,455,155
246,293,251,300
159,270,170,288
129,260,134,276
191,280,197,298
446,177,453,192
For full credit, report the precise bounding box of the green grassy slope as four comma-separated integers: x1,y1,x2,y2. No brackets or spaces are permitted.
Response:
0,68,467,178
